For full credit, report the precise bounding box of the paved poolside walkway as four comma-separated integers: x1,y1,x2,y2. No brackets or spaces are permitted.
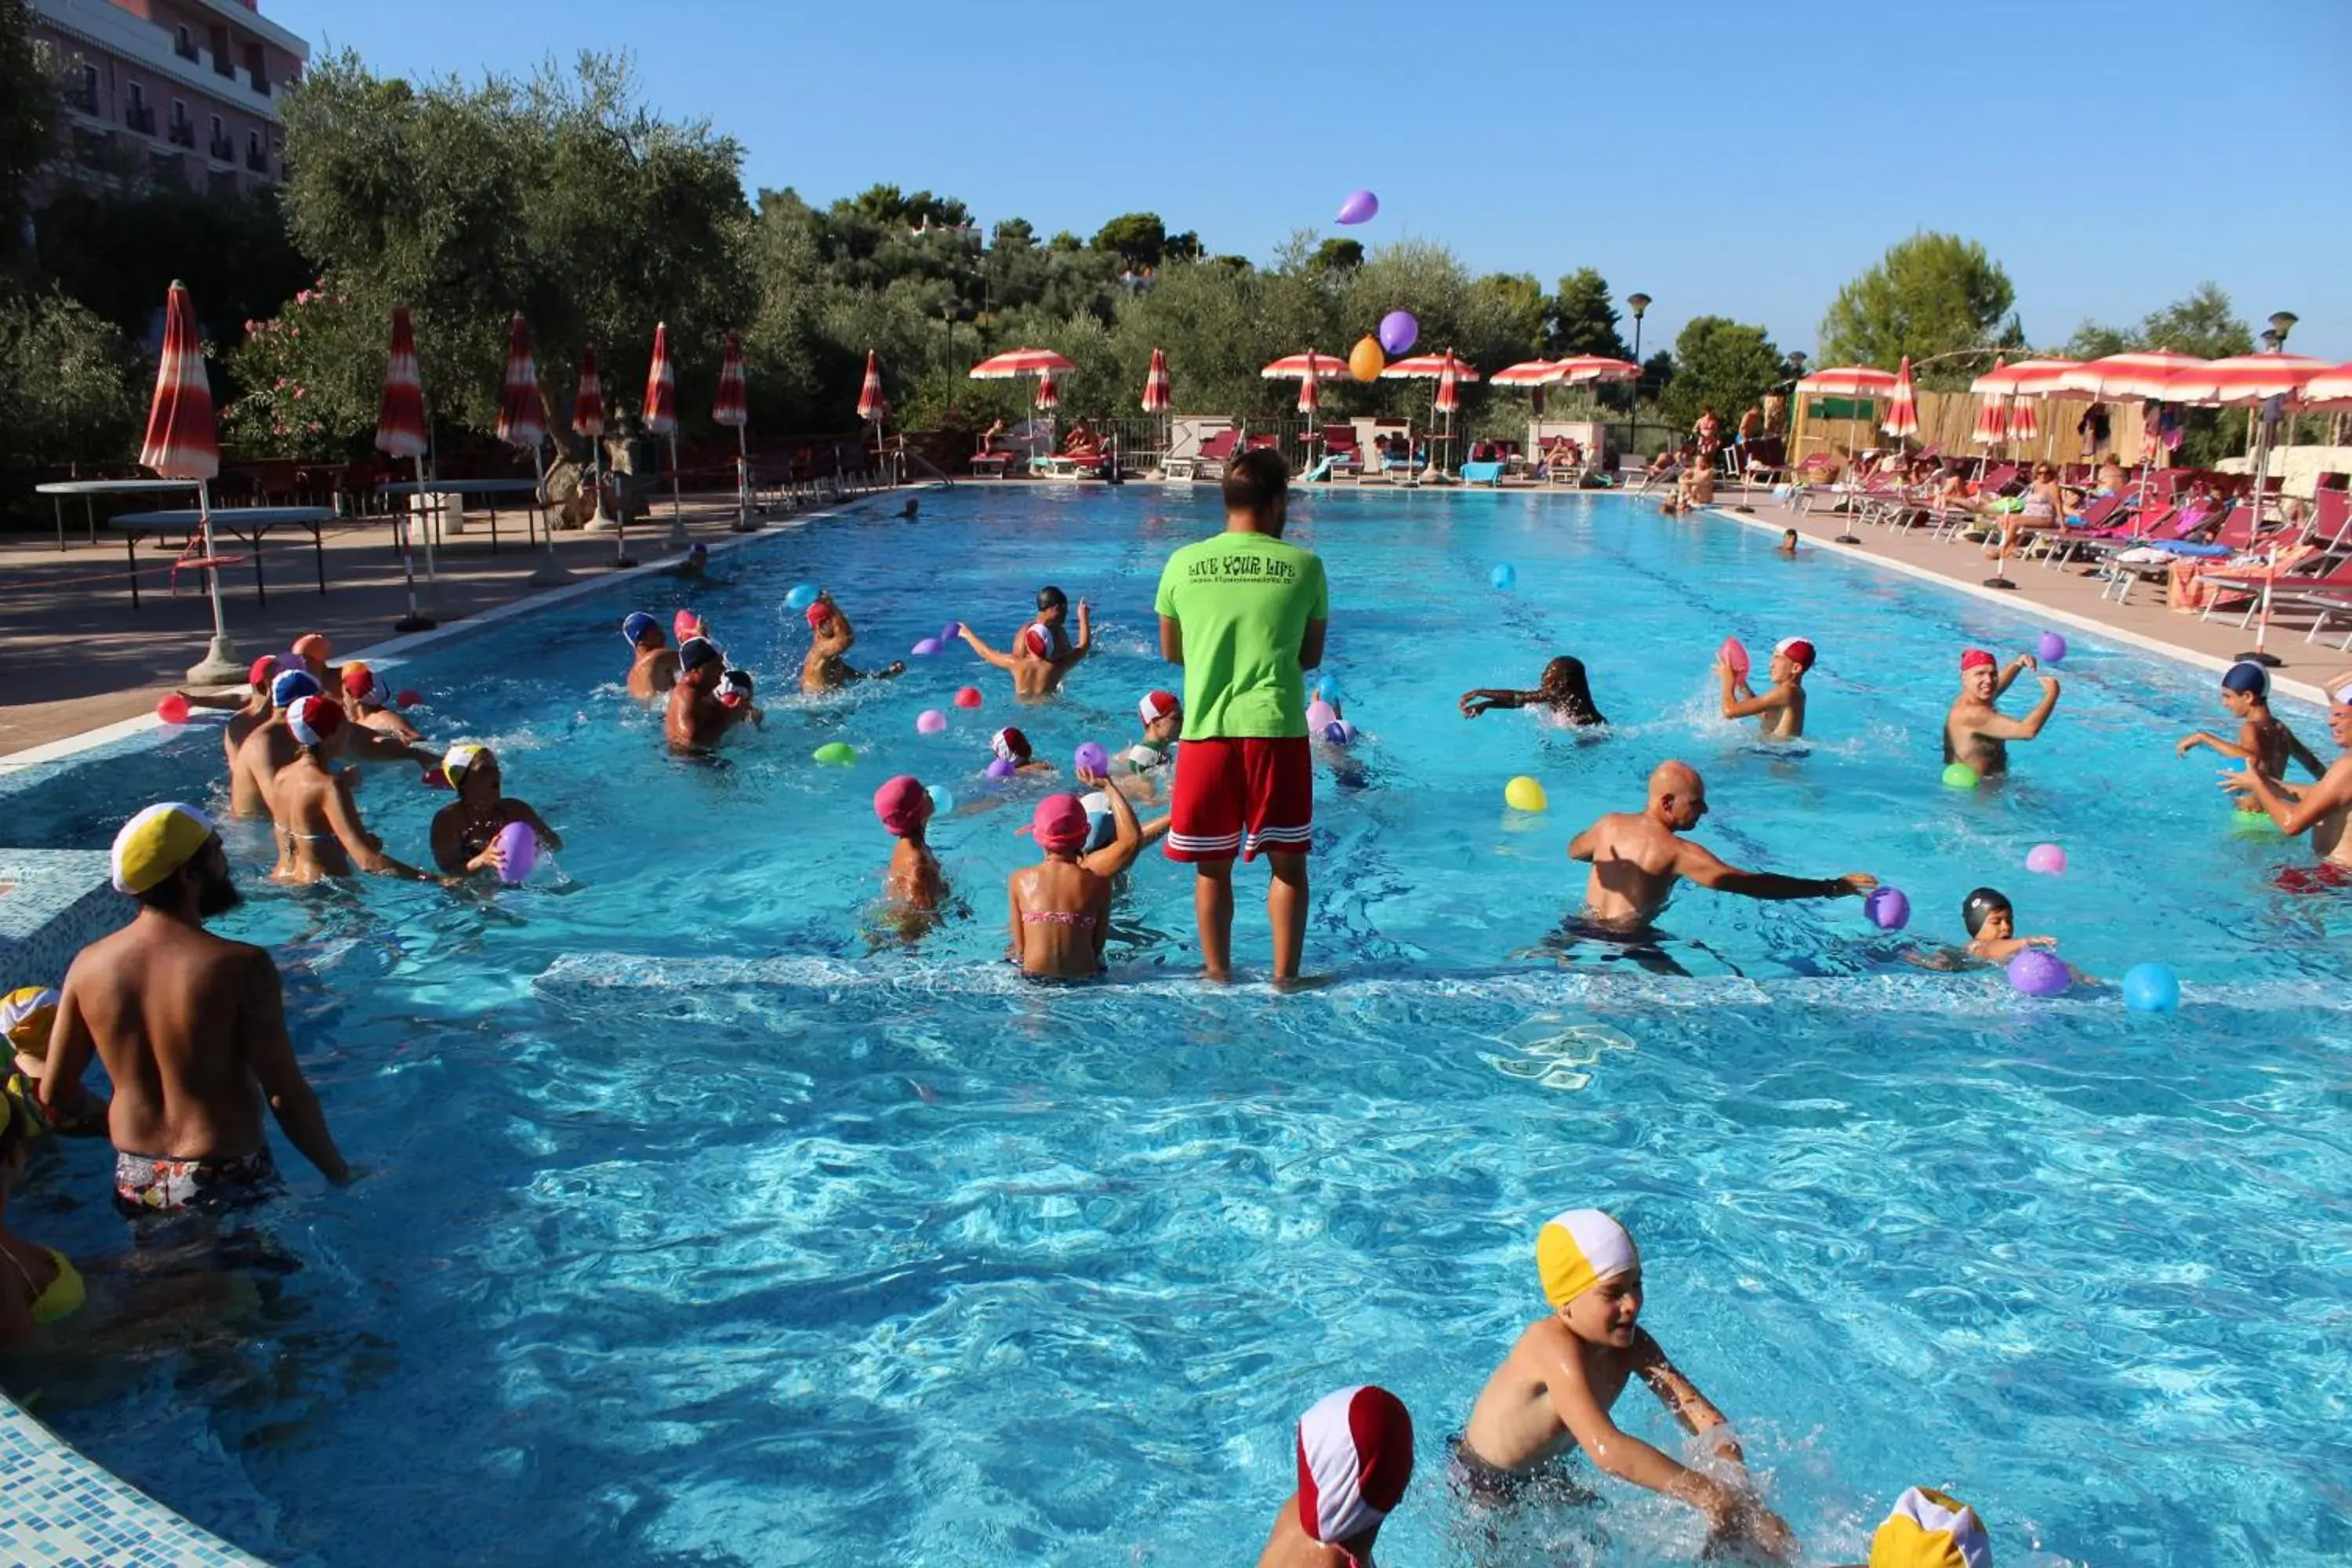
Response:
0,491,791,758
4,474,2342,760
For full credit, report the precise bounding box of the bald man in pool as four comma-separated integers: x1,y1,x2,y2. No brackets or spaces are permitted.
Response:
1566,760,1875,931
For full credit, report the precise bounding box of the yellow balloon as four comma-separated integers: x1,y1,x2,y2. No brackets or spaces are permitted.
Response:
1348,335,1385,383
1504,775,1548,812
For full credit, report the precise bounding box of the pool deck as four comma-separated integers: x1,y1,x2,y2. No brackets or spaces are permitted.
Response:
3,474,2343,765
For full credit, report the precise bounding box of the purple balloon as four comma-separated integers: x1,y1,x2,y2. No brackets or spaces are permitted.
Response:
1074,742,1109,775
1335,189,1379,226
2008,949,2070,997
1322,721,1352,746
1377,310,1419,356
940,622,963,641
2036,630,2067,663
985,757,1017,780
492,820,537,886
911,637,943,656
1864,886,1910,931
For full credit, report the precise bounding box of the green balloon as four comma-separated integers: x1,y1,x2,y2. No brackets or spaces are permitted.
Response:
1941,761,1980,790
813,742,855,765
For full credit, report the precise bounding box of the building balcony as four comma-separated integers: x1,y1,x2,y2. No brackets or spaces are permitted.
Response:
30,0,299,122
245,144,268,173
209,135,234,162
64,83,97,114
173,35,198,61
125,103,154,135
167,121,196,149
249,70,270,96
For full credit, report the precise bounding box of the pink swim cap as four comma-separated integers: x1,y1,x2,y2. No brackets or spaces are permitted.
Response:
873,775,929,837
1030,793,1090,853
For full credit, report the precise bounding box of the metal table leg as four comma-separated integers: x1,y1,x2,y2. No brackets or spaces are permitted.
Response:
125,532,141,608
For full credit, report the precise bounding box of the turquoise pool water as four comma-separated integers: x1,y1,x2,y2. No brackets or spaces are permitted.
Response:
3,486,2348,1567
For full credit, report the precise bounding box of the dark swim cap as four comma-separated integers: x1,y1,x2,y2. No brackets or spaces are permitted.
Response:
1962,887,2012,937
2221,660,2270,699
1036,585,1068,612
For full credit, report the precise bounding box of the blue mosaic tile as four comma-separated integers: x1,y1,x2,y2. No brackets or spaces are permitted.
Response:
0,851,129,996
0,1393,266,1566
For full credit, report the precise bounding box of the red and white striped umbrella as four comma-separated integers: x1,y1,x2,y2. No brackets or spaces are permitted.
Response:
1795,365,1899,398
1434,353,1462,416
713,332,749,428
1969,358,2078,397
1489,360,1565,387
2162,352,2335,405
1297,363,1320,417
641,321,677,435
1881,355,1919,440
2298,363,2352,407
1971,357,2009,446
375,306,427,459
2061,350,2207,401
853,347,884,424
1379,353,1483,383
1034,369,1058,411
495,314,545,451
2007,393,2040,447
971,347,1076,379
1261,351,1355,381
141,280,219,480
572,346,605,439
1142,347,1171,412
1552,356,1640,386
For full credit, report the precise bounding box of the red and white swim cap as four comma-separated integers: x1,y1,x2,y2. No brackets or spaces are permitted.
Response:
1295,1385,1414,1546
287,695,343,749
1139,689,1180,724
1773,637,1817,671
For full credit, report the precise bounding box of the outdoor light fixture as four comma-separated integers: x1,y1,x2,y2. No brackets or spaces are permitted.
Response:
1626,292,1652,430
2267,310,2299,344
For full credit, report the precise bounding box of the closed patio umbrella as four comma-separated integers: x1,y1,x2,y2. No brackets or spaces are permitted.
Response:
376,305,437,629
643,321,687,551
574,345,627,564
715,332,752,530
143,281,241,681
498,314,569,586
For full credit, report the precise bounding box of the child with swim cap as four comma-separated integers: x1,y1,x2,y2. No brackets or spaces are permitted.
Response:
1007,793,1116,980
872,776,946,922
2177,659,2324,817
340,663,424,743
2,985,104,1138
1833,1486,1991,1568
1720,637,1813,740
622,611,678,702
1108,691,1183,802
1258,1385,1415,1568
1454,1208,1795,1559
800,591,905,693
987,727,1054,777
717,669,764,728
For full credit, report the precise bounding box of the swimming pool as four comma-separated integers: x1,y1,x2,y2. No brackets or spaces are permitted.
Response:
4,486,2347,1567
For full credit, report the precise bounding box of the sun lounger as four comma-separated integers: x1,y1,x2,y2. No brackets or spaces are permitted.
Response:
1460,460,1505,487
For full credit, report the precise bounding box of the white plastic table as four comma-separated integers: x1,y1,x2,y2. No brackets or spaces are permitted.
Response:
33,478,200,550
374,477,544,554
107,506,335,608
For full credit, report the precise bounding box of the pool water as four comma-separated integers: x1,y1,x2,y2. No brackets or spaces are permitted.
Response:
4,487,2348,1568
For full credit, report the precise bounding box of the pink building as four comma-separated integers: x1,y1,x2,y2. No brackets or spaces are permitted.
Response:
27,0,308,197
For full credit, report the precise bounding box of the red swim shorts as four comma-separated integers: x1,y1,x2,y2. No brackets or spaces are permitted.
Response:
2273,862,2352,895
1164,736,1313,862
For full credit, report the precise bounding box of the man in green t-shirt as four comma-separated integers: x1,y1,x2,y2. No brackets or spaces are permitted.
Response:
1152,448,1330,982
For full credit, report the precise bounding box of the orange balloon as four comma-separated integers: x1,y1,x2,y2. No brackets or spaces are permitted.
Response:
1348,336,1385,383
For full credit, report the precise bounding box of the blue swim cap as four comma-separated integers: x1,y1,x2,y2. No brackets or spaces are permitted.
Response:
2221,660,2270,698
622,611,659,646
269,669,321,709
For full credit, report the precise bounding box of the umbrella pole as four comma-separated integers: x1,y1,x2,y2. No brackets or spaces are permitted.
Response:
733,423,753,531
2238,408,2284,667
1833,411,1864,544
184,477,243,684
612,444,636,569
393,463,434,633
412,454,443,604
527,442,572,588
662,432,690,553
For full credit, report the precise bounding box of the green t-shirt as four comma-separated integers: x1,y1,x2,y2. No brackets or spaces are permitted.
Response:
1153,531,1329,739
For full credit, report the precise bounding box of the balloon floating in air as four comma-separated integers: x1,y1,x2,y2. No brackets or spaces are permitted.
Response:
1348,336,1385,383
1377,310,1419,356
1335,190,1379,226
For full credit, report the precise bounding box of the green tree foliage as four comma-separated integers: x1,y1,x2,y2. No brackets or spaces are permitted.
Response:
0,0,53,263
33,186,310,346
1091,212,1167,268
1657,317,1779,432
1309,238,1363,273
278,49,752,442
1818,232,2018,384
0,287,135,468
1545,268,1629,360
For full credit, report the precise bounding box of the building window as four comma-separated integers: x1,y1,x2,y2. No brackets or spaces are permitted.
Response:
209,114,230,161
169,99,194,148
175,24,197,61
77,62,98,114
125,81,152,135
246,129,267,173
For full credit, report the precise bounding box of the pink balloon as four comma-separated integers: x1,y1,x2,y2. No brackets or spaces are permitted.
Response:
1335,189,1379,225
2026,843,2067,875
1719,637,1750,678
916,709,948,735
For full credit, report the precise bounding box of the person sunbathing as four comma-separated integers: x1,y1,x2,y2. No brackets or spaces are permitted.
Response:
1062,418,1102,459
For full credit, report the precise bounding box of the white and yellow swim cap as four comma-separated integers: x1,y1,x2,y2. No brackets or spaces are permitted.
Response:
109,802,215,895
1536,1208,1638,1308
441,742,489,787
1870,1486,1991,1568
2,986,60,1062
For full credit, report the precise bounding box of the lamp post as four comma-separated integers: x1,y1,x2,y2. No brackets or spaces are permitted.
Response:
1625,292,1650,459
2237,308,2300,669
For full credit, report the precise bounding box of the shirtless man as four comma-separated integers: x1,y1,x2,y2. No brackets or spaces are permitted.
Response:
2177,660,2324,810
960,585,1093,699
665,636,750,752
1258,1385,1414,1568
800,591,905,694
42,803,353,1215
1944,648,2060,779
1567,760,1872,931
339,663,424,743
198,655,280,789
1455,1208,1794,1559
2223,667,2352,871
269,698,438,884
229,667,318,819
1719,637,1813,739
623,612,679,702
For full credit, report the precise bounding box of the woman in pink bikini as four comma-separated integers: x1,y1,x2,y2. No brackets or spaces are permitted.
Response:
1007,793,1116,981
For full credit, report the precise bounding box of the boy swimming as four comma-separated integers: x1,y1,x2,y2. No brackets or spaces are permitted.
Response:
1454,1208,1795,1559
1719,637,1813,740
2177,660,2323,811
1459,655,1608,727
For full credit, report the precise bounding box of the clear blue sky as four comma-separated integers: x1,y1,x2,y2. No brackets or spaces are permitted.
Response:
271,0,2352,362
